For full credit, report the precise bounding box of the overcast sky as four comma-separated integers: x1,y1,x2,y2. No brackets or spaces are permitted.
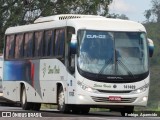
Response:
109,0,152,23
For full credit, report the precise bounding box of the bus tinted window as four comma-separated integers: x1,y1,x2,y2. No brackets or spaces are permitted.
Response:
15,34,23,58
44,30,54,56
24,33,34,58
67,27,75,41
55,29,65,56
34,31,43,57
6,35,15,59
67,27,75,67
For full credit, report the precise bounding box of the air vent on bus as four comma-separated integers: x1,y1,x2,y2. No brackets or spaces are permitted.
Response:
34,14,104,23
59,16,81,20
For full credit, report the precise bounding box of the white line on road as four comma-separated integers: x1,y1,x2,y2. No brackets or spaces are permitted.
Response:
87,117,120,120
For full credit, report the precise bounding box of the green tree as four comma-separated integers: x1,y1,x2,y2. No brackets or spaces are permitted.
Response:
151,0,160,22
143,22,160,110
144,0,160,23
0,0,113,52
108,13,129,20
144,10,151,22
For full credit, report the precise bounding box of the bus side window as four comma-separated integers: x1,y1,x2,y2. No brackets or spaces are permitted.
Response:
34,31,43,57
24,33,34,58
55,30,60,56
55,29,65,56
5,36,10,59
67,27,75,42
59,29,65,56
5,35,15,59
15,34,23,58
67,27,75,68
44,30,54,57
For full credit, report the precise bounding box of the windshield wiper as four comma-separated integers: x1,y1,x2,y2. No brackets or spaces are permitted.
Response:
116,59,135,78
98,58,112,75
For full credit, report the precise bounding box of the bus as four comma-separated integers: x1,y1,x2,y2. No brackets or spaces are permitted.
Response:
0,55,15,104
3,14,154,116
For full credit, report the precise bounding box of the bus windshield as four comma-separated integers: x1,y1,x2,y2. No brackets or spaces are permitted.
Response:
77,30,148,78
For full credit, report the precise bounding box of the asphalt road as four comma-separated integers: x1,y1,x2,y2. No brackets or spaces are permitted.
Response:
0,105,159,120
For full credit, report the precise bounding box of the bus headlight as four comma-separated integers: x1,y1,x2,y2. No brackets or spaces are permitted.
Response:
81,84,99,93
77,81,99,93
130,84,149,94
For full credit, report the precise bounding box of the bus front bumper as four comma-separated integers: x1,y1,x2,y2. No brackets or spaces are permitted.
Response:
75,90,149,107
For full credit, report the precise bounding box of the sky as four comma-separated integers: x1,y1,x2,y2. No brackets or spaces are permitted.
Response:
109,0,152,23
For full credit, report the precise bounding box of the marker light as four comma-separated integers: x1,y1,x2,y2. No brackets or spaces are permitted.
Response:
79,95,84,100
77,81,99,93
137,89,141,93
86,87,92,92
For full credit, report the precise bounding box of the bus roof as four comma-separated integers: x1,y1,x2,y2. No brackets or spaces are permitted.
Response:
5,14,146,35
67,18,146,32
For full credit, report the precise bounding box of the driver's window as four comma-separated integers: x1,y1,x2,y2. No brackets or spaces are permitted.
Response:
67,27,75,42
67,27,75,73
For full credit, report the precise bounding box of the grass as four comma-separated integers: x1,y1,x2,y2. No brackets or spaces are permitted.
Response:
41,104,57,109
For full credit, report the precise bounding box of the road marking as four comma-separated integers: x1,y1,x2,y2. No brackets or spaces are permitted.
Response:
88,117,120,120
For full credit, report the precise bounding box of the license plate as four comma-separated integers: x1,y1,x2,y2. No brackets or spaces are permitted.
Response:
109,96,121,101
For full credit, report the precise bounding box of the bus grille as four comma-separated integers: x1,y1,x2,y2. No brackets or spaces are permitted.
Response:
91,96,137,103
97,90,132,93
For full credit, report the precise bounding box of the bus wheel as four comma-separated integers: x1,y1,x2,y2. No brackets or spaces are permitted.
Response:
121,106,134,116
31,103,41,111
72,106,81,114
81,107,90,114
58,86,70,113
21,86,32,110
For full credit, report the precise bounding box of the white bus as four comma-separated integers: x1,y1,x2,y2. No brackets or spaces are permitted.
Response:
3,14,154,116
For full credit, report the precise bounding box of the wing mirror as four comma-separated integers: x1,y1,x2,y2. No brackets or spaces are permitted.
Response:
70,34,77,54
148,38,154,57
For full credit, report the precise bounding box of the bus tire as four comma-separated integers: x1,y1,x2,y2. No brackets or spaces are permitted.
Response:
58,86,70,113
121,106,134,116
21,86,32,110
80,107,90,114
72,106,90,114
31,103,41,111
72,106,81,114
